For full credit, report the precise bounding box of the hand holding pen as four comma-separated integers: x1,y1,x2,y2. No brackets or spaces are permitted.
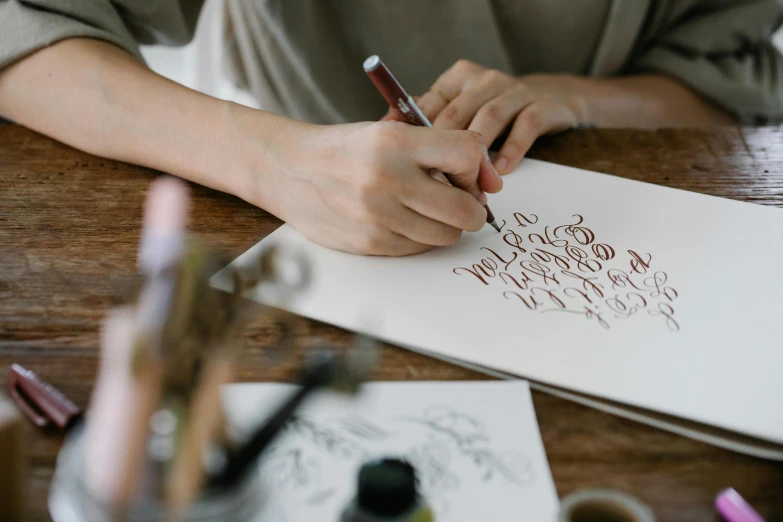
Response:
278,118,503,256
364,55,502,232
236,59,503,257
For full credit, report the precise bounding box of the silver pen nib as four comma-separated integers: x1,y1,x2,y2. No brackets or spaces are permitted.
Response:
489,220,501,232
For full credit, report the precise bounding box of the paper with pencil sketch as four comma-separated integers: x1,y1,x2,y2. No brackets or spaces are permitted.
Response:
214,159,783,446
222,381,558,522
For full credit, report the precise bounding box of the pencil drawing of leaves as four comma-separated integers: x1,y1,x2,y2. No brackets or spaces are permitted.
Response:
397,404,490,447
262,448,322,490
404,441,460,492
466,448,536,486
335,415,393,440
397,404,536,487
499,449,536,485
284,414,368,459
397,441,458,515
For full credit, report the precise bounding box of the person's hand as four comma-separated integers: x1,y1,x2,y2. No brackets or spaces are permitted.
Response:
250,120,502,256
383,60,587,175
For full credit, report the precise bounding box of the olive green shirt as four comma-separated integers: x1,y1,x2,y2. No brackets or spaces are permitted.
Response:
1,0,782,125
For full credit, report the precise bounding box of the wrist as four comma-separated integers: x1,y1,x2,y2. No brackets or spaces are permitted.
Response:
521,73,592,127
221,102,314,218
522,73,733,128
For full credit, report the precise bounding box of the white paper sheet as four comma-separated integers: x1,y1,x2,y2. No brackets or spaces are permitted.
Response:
222,381,559,522
214,159,783,444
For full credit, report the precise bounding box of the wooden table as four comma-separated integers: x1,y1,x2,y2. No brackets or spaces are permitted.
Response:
1,122,782,521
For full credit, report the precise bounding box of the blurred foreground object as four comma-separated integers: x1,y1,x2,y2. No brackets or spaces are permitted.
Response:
0,392,25,522
47,177,375,521
341,458,434,522
558,489,655,522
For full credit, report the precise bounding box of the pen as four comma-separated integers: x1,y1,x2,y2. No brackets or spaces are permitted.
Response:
83,178,188,506
7,364,82,432
363,55,501,233
715,488,766,522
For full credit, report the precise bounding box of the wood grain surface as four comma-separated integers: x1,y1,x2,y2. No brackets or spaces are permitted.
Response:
1,122,782,521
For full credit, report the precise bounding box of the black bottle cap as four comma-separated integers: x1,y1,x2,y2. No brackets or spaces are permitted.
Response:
357,458,417,517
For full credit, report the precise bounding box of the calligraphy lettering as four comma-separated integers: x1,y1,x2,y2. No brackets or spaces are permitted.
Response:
648,303,680,332
528,226,569,248
605,295,639,319
530,287,566,309
591,243,615,261
531,249,571,270
606,269,645,291
504,291,543,310
628,250,652,274
565,245,602,273
451,212,680,332
520,260,560,286
554,214,595,246
513,213,539,227
563,287,594,304
499,271,533,290
453,260,497,285
561,270,604,298
625,292,648,308
503,230,527,253
481,247,518,271
543,306,610,330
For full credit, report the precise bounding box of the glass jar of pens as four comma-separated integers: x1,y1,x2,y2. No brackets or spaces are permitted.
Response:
48,179,378,522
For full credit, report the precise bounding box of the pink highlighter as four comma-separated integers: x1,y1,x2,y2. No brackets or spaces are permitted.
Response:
715,488,766,522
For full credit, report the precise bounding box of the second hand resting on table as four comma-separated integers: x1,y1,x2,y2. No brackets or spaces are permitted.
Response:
0,41,733,256
386,59,734,175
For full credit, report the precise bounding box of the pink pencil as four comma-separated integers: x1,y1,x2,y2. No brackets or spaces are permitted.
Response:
716,488,766,522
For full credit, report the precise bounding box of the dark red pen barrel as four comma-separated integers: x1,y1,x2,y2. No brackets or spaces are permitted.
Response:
364,56,423,127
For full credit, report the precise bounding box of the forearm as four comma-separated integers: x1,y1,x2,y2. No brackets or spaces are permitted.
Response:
526,73,736,128
585,74,735,128
0,38,296,203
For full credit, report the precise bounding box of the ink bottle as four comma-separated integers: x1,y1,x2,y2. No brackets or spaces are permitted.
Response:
340,458,434,522
48,426,281,522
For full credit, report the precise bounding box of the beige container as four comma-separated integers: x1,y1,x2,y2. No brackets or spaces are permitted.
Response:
559,489,655,522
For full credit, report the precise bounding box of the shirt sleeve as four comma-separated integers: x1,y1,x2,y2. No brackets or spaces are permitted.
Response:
626,0,783,125
0,0,202,71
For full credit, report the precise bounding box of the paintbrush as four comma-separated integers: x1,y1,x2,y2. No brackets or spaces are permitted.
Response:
209,336,378,490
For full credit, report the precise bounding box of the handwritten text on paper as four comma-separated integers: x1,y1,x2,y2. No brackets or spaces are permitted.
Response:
453,213,680,331
252,405,537,515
